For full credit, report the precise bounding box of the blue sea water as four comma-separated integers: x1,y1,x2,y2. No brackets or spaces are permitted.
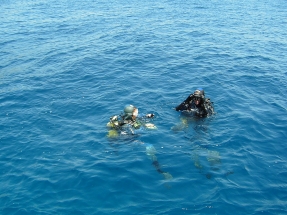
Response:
1,0,287,214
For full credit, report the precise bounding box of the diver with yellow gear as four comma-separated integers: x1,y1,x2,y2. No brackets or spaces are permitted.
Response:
107,105,173,181
107,105,156,137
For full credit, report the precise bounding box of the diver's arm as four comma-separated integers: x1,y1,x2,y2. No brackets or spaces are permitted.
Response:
175,94,194,111
203,99,214,116
137,114,156,129
107,115,120,128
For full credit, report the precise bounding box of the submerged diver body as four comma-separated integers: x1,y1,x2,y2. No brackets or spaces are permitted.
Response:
175,88,214,117
175,88,221,179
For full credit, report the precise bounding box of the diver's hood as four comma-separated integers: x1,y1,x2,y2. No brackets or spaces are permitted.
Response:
123,105,138,120
193,88,205,98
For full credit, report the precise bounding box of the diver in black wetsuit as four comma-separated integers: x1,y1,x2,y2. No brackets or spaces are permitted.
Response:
175,88,214,117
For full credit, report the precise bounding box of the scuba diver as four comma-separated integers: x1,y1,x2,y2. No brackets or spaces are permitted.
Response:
174,88,221,179
175,88,214,117
106,104,156,136
106,105,173,181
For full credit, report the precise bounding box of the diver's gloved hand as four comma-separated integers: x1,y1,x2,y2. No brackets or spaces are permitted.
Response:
145,113,155,118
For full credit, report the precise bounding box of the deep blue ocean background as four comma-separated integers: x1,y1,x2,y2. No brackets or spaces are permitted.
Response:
1,0,287,214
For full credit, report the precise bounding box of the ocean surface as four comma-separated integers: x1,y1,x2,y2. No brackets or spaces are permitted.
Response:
1,0,287,214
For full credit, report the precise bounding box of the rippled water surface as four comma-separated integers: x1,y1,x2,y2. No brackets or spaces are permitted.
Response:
1,0,287,214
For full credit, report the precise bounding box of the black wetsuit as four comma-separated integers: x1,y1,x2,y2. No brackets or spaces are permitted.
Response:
175,94,214,117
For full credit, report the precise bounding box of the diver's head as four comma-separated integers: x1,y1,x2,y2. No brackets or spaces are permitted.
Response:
123,105,138,120
193,88,205,105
